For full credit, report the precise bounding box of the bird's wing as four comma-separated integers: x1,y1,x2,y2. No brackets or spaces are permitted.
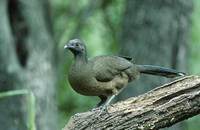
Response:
118,55,133,61
92,56,132,82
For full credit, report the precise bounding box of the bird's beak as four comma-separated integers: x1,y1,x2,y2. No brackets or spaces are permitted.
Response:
64,44,74,50
64,44,68,49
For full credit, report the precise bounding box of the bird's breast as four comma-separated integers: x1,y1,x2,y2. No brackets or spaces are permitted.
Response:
68,66,96,95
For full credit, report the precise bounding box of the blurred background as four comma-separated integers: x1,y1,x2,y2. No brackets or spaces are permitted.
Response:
0,0,199,130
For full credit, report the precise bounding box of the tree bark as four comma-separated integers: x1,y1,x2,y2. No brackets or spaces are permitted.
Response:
0,0,24,129
19,0,57,129
0,0,57,130
63,76,200,130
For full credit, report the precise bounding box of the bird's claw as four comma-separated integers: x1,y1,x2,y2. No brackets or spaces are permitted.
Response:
97,105,109,116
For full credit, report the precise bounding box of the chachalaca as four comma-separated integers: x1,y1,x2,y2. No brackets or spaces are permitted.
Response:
64,39,185,112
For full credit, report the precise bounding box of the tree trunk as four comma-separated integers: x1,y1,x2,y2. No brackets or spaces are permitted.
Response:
0,0,57,130
0,0,24,129
118,0,193,129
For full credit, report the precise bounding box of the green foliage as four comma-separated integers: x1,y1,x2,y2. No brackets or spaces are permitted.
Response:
189,0,200,75
27,92,36,130
0,89,28,98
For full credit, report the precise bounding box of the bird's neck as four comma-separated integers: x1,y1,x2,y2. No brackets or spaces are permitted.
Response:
74,52,88,65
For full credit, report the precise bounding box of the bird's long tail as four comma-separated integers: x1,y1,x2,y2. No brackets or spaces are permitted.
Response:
136,65,185,78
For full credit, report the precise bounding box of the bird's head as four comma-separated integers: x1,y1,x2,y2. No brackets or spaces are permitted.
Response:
64,39,86,56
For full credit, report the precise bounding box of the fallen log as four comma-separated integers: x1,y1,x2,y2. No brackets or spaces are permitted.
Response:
64,76,200,130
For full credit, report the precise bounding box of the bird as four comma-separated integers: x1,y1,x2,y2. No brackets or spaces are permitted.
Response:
64,39,185,113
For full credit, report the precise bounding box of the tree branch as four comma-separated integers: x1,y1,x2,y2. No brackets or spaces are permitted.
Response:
63,75,200,130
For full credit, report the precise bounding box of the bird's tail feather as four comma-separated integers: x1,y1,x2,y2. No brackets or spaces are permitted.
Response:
136,65,185,78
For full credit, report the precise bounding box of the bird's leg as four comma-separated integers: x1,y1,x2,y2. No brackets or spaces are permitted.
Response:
98,87,126,115
98,94,116,115
96,95,107,107
91,96,107,112
102,95,116,110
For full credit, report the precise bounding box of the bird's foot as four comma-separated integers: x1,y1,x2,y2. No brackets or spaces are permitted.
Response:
97,95,116,116
97,105,109,116
90,104,104,112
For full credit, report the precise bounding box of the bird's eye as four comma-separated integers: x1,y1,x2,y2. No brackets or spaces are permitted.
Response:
75,44,79,47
